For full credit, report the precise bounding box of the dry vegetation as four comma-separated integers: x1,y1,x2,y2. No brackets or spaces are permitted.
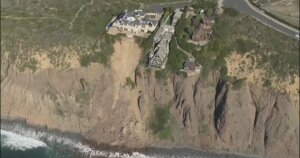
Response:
174,7,298,92
252,0,299,28
1,0,140,71
218,8,299,93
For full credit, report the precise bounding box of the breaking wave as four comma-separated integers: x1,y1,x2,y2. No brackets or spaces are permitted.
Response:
1,121,152,158
1,120,261,158
1,130,48,151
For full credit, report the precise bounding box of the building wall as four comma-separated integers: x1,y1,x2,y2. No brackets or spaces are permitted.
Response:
113,22,156,34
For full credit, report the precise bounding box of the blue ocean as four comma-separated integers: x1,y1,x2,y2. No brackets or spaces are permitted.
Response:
1,121,150,158
1,120,260,158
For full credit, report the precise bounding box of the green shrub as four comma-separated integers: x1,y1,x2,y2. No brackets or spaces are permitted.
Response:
206,8,215,16
125,77,135,89
177,71,188,78
198,123,209,135
155,70,168,81
193,0,218,9
191,15,202,28
150,106,172,139
235,38,259,54
232,78,246,90
135,67,142,78
75,91,90,105
224,8,239,17
263,79,272,88
167,36,187,72
80,55,91,67
18,58,38,72
81,33,124,66
220,66,228,78
235,38,247,53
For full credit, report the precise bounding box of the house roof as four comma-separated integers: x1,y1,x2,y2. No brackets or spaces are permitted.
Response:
150,32,171,65
184,58,199,70
154,25,174,42
173,9,183,19
116,10,159,27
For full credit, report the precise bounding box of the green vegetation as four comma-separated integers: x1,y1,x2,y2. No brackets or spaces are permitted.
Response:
174,3,218,77
193,0,218,9
150,105,172,140
17,58,38,72
47,89,65,117
235,38,260,54
263,79,272,88
223,7,239,17
1,0,139,70
138,7,172,54
130,0,186,4
160,7,173,24
135,67,142,78
3,0,298,82
155,69,169,82
20,59,38,72
167,36,187,72
138,27,157,54
217,8,297,80
220,66,228,78
80,55,91,67
177,71,188,78
125,77,136,89
250,0,299,29
47,90,58,102
231,78,246,90
80,33,125,66
75,90,90,105
175,6,298,81
198,123,209,136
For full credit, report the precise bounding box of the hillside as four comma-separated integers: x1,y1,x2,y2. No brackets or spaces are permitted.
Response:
1,0,299,158
251,0,299,28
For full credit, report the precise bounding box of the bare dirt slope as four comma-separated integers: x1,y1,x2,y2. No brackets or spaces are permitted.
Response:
110,37,141,109
1,37,299,158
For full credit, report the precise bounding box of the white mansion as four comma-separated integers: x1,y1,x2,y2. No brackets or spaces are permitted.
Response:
111,10,162,35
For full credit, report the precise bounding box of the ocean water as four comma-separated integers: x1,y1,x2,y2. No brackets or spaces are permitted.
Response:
1,120,260,158
1,130,78,158
1,121,152,158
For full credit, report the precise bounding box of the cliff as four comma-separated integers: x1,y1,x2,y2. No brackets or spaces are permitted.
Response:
1,38,299,158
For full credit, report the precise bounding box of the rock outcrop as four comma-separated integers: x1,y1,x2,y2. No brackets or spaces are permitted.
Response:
1,43,298,158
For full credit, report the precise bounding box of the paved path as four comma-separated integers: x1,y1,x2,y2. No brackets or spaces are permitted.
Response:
222,0,299,40
175,36,195,59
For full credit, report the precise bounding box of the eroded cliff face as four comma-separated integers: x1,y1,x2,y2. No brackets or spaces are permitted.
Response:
1,38,299,158
170,74,299,158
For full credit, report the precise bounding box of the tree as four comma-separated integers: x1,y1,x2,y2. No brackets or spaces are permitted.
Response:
206,8,215,16
192,15,202,28
184,26,195,36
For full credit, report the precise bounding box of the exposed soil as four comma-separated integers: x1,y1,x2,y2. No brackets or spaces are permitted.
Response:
1,38,299,158
226,52,299,95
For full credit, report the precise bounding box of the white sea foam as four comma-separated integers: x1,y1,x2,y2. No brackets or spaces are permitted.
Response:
1,130,48,151
1,125,154,158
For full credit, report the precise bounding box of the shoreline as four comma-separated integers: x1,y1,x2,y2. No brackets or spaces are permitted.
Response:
1,118,141,154
1,118,262,158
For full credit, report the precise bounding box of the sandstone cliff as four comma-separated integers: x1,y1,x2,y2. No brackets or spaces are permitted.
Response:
1,38,299,158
